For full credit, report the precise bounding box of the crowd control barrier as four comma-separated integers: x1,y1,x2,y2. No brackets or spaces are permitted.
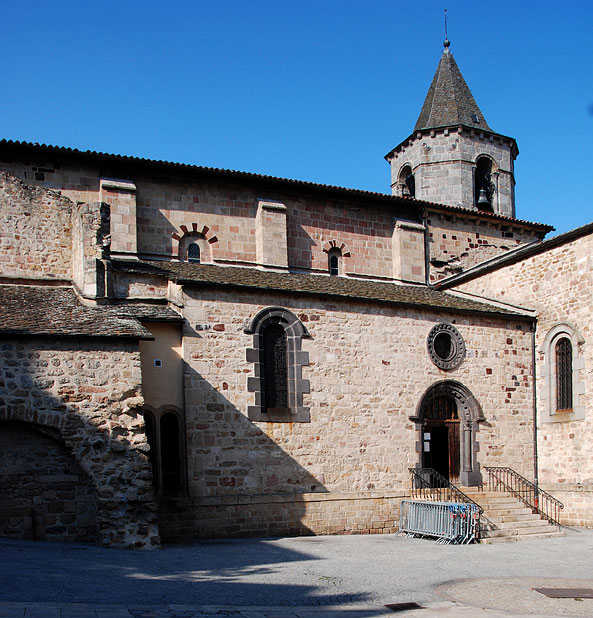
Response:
398,500,480,544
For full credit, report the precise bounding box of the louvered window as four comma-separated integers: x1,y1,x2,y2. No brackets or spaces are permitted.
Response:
555,337,573,411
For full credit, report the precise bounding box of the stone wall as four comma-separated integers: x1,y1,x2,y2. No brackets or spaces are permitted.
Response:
387,127,516,217
0,421,97,542
0,172,72,281
0,338,160,548
457,231,593,526
426,209,544,282
0,164,415,281
173,286,535,537
158,490,406,541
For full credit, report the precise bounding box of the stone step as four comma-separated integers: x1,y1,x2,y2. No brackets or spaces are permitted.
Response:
495,519,555,530
516,523,562,535
466,495,524,505
486,507,534,517
488,512,544,523
481,530,565,543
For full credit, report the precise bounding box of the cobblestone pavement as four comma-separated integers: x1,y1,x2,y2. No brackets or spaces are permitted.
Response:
0,529,592,617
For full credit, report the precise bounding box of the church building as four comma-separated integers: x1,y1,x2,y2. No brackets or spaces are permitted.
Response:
0,41,590,548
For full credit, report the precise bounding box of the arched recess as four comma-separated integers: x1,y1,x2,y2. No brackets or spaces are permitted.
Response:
397,163,415,198
322,240,351,276
0,420,97,542
474,155,498,212
245,307,311,422
0,382,159,548
143,404,187,495
172,223,218,262
410,380,484,486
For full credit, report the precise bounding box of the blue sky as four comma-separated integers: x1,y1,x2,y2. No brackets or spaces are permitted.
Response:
1,0,591,235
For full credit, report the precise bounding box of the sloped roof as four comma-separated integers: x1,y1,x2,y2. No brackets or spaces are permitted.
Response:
415,48,491,132
0,285,153,339
112,260,530,319
112,303,183,322
2,138,549,232
436,220,593,290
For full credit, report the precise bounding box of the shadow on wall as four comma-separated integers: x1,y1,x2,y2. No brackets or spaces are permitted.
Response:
157,359,328,541
0,420,97,542
0,338,159,549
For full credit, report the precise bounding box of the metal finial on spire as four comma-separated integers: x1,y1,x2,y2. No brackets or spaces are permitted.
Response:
444,8,450,49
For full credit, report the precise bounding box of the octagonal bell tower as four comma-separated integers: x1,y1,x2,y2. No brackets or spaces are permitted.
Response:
385,41,518,218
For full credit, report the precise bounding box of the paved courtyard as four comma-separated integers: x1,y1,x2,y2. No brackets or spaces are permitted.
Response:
1,529,593,617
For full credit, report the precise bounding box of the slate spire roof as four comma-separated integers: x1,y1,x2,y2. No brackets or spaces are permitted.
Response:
414,44,491,132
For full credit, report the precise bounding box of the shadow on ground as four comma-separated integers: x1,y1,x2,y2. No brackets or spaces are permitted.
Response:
0,537,370,608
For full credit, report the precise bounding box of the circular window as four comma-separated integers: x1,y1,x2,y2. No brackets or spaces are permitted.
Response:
427,323,466,370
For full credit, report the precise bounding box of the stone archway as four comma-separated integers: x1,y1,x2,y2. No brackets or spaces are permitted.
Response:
0,340,160,548
0,420,97,542
411,381,485,486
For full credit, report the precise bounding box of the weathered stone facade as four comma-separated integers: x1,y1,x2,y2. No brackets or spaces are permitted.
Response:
0,338,160,547
1,42,591,548
450,228,593,526
387,126,517,217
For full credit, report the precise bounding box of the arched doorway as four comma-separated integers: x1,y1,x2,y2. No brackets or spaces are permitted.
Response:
422,393,460,482
412,381,484,486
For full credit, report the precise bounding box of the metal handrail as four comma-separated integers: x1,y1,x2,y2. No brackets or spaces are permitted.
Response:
408,467,498,533
408,467,482,512
484,466,564,526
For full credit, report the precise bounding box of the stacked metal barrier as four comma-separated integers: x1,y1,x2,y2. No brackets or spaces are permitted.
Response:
398,500,480,544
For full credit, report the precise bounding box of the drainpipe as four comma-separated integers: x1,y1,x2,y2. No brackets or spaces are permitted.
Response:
531,321,539,502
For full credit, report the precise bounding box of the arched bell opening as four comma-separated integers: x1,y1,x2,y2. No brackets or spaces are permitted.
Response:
411,381,484,487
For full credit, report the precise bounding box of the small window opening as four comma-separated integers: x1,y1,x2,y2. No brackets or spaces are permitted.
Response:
327,249,341,276
188,243,201,263
475,157,494,211
555,337,573,411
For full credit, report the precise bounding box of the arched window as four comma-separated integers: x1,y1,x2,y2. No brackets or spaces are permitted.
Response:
555,337,573,412
187,243,201,263
143,408,186,495
262,323,289,410
179,233,210,263
540,324,584,422
328,249,341,276
245,307,311,422
398,164,415,198
475,157,494,211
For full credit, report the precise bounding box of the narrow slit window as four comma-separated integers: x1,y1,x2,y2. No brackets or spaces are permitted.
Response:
329,253,339,276
555,337,573,411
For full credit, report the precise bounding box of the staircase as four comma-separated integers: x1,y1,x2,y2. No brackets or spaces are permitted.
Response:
460,487,565,543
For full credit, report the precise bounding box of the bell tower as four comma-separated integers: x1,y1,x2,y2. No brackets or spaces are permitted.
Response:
385,41,518,218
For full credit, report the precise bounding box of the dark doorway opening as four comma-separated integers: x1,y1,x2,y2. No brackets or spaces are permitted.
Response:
422,395,460,483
